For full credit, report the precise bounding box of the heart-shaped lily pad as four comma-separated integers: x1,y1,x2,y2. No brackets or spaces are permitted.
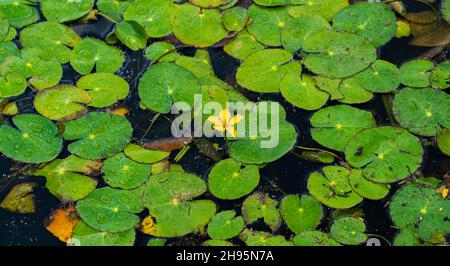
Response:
62,112,133,160
307,166,363,209
71,221,136,246
70,38,124,75
102,152,150,190
236,49,301,93
77,187,144,233
240,229,293,246
34,85,92,121
247,5,290,46
77,73,129,108
345,126,423,183
224,30,265,60
170,3,228,48
20,22,81,63
207,210,244,240
310,105,376,151
208,158,260,200
302,30,377,78
242,192,282,232
393,87,449,137
288,0,348,21
0,0,39,28
354,60,400,93
0,114,62,163
222,7,248,32
330,217,367,245
138,62,201,113
124,144,170,164
124,0,173,38
34,155,100,202
41,0,94,23
293,231,341,246
332,2,397,47
348,169,390,200
430,60,450,90
280,194,323,234
114,21,148,51
280,73,329,110
399,59,434,88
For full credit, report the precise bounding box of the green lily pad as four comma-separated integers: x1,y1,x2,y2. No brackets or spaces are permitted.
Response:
0,0,39,28
170,3,228,48
71,221,135,246
62,112,133,160
222,7,248,32
147,238,167,246
444,0,450,22
70,38,124,75
138,62,201,113
207,210,244,240
190,0,231,8
338,78,374,104
34,155,99,202
224,30,265,60
393,87,449,137
124,144,170,164
437,128,450,156
208,158,260,200
34,85,92,121
240,229,293,246
253,0,288,6
393,226,422,246
354,60,400,93
430,60,450,90
293,231,341,246
310,105,376,151
141,165,216,237
203,239,233,246
280,73,329,110
307,166,363,209
114,21,148,51
124,0,173,38
390,181,450,243
247,5,290,47
41,0,94,22
227,102,297,164
0,73,27,99
281,14,330,53
97,0,132,22
399,59,434,88
0,42,19,62
303,30,377,78
241,192,282,232
280,195,323,234
348,169,390,200
0,114,62,163
330,217,367,245
345,126,424,183
144,41,175,62
102,153,150,190
77,73,129,108
236,49,301,93
77,187,144,233
20,22,82,64
332,2,397,47
288,0,348,21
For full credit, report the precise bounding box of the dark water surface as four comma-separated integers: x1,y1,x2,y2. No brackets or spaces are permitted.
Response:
0,7,449,246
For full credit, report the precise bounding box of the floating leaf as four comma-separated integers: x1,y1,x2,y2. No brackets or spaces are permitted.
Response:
430,60,450,90
138,62,201,113
34,85,92,121
444,0,450,22
0,0,39,28
393,226,422,246
348,169,390,200
237,49,301,93
71,220,135,246
63,112,133,160
147,238,167,246
280,194,323,234
170,3,228,47
124,144,170,164
207,210,244,240
399,59,434,88
330,217,367,245
141,137,193,152
293,231,341,246
115,21,148,51
240,229,293,246
124,0,173,38
396,20,411,38
247,5,290,46
44,205,80,243
70,38,124,75
354,60,400,93
338,78,374,104
437,128,450,156
97,0,132,22
20,22,81,63
190,0,231,8
332,2,397,47
310,105,376,152
345,126,423,183
34,155,100,202
102,153,150,190
288,0,348,22
0,114,62,163
144,41,175,62
308,166,363,209
409,25,450,47
203,239,233,246
208,158,260,200
241,192,282,232
0,73,27,99
224,30,265,60
302,31,377,78
77,73,129,108
222,7,248,32
393,87,449,137
41,0,94,23
280,73,329,110
0,182,36,214
0,41,19,62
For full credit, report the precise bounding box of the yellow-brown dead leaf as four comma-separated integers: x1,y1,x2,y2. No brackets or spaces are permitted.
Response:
44,205,80,243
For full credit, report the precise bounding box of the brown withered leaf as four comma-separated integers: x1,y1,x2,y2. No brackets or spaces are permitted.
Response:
44,205,80,243
1,183,37,214
141,137,193,151
192,138,225,161
410,25,450,47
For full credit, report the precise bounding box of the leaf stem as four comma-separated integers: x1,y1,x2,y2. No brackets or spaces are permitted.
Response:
140,113,161,141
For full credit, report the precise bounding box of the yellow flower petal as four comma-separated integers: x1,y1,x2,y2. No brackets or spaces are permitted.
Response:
228,114,244,126
226,126,237,138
